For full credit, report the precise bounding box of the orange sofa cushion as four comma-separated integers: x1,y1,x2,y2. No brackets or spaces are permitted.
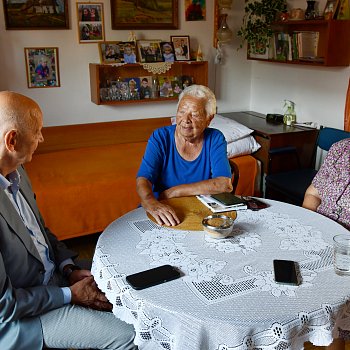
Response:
25,142,147,240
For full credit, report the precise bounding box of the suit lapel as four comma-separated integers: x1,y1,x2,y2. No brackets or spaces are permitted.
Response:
0,189,42,263
18,166,55,255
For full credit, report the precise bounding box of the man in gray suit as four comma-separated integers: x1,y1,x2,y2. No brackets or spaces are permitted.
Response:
0,91,137,350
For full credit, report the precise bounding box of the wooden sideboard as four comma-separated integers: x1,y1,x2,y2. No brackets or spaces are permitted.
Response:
221,111,319,181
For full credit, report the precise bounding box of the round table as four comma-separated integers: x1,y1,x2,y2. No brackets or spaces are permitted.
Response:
92,198,350,350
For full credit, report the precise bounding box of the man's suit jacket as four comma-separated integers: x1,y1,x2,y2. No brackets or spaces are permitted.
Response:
0,166,77,350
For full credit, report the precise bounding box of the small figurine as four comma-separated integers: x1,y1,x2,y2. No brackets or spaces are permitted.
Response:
128,31,136,43
196,44,203,61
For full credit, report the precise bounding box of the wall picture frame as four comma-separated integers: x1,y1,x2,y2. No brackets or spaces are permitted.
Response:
77,2,105,43
137,40,163,63
323,0,339,19
24,47,60,88
171,35,191,61
3,0,69,30
110,0,178,29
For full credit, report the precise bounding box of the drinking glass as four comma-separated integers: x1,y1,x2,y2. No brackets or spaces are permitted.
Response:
333,234,350,276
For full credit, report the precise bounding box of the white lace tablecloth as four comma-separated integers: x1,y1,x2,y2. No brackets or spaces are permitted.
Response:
92,199,350,350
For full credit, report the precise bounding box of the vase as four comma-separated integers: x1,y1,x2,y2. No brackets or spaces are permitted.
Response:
305,0,316,20
217,14,233,44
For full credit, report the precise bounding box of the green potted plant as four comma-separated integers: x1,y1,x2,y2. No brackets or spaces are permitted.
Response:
237,0,287,54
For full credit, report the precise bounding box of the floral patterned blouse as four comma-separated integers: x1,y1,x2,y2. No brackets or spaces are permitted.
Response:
312,138,350,230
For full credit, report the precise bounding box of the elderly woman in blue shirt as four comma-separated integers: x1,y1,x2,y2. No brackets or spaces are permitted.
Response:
136,85,233,227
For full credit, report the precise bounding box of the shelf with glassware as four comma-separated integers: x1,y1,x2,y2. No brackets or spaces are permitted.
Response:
247,19,350,67
89,61,208,105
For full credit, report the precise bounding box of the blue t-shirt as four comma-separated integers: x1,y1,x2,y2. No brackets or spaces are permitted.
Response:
137,125,231,196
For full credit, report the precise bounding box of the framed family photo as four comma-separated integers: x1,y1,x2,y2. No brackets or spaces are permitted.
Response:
137,40,163,63
77,2,105,43
99,41,137,64
24,47,60,88
99,41,123,63
3,0,69,29
110,0,178,29
323,0,339,19
171,35,191,61
160,42,175,62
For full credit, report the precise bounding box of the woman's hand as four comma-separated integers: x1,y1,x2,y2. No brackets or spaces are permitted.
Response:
137,177,180,226
144,198,180,227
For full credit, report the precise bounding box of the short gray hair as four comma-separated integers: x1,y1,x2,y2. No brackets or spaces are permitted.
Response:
177,85,216,117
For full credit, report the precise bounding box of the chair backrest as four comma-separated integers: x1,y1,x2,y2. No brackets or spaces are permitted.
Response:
315,127,350,170
318,127,350,151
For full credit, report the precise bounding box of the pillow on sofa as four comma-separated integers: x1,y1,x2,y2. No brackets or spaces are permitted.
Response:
227,136,261,158
171,114,253,143
210,114,254,142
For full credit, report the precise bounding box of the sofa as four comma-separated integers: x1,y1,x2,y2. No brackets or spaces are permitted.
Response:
25,117,258,241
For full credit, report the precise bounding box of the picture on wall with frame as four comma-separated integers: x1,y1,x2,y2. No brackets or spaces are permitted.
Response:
3,0,69,29
24,47,60,88
137,40,163,63
171,35,191,61
77,2,105,43
110,0,178,29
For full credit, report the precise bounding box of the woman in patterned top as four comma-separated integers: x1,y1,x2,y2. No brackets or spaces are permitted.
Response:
303,138,350,230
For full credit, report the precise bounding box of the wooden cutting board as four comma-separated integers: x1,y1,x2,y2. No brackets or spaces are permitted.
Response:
147,196,237,231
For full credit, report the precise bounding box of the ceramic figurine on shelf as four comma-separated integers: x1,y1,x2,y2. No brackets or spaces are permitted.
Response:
128,31,136,43
196,44,203,61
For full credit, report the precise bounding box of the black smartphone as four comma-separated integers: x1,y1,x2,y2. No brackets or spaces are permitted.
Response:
211,192,246,206
242,197,269,211
126,265,181,290
273,259,299,285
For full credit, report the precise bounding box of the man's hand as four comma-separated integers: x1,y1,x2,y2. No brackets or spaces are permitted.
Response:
68,269,92,285
70,276,112,311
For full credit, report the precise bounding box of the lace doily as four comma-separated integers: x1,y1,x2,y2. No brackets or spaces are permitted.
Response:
141,62,173,74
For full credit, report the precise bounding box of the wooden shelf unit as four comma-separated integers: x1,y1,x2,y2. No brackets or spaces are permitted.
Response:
248,19,350,67
89,61,208,105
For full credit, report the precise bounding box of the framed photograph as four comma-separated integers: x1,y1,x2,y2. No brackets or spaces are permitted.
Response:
24,47,60,88
110,0,178,29
122,42,137,63
139,76,153,99
77,2,105,43
3,0,68,29
160,42,175,62
137,40,163,63
171,36,191,61
323,0,339,19
99,41,123,64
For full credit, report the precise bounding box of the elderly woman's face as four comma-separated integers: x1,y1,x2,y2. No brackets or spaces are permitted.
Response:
176,95,210,140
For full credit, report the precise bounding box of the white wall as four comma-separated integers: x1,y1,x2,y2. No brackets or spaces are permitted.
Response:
247,0,350,129
0,0,348,129
0,0,250,126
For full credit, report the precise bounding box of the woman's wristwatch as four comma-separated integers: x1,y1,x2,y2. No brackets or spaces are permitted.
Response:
63,264,81,278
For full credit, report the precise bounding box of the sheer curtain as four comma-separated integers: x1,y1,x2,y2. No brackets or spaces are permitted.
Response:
345,78,350,132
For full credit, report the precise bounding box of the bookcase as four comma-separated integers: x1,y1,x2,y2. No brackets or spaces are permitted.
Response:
89,61,208,105
248,19,350,66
